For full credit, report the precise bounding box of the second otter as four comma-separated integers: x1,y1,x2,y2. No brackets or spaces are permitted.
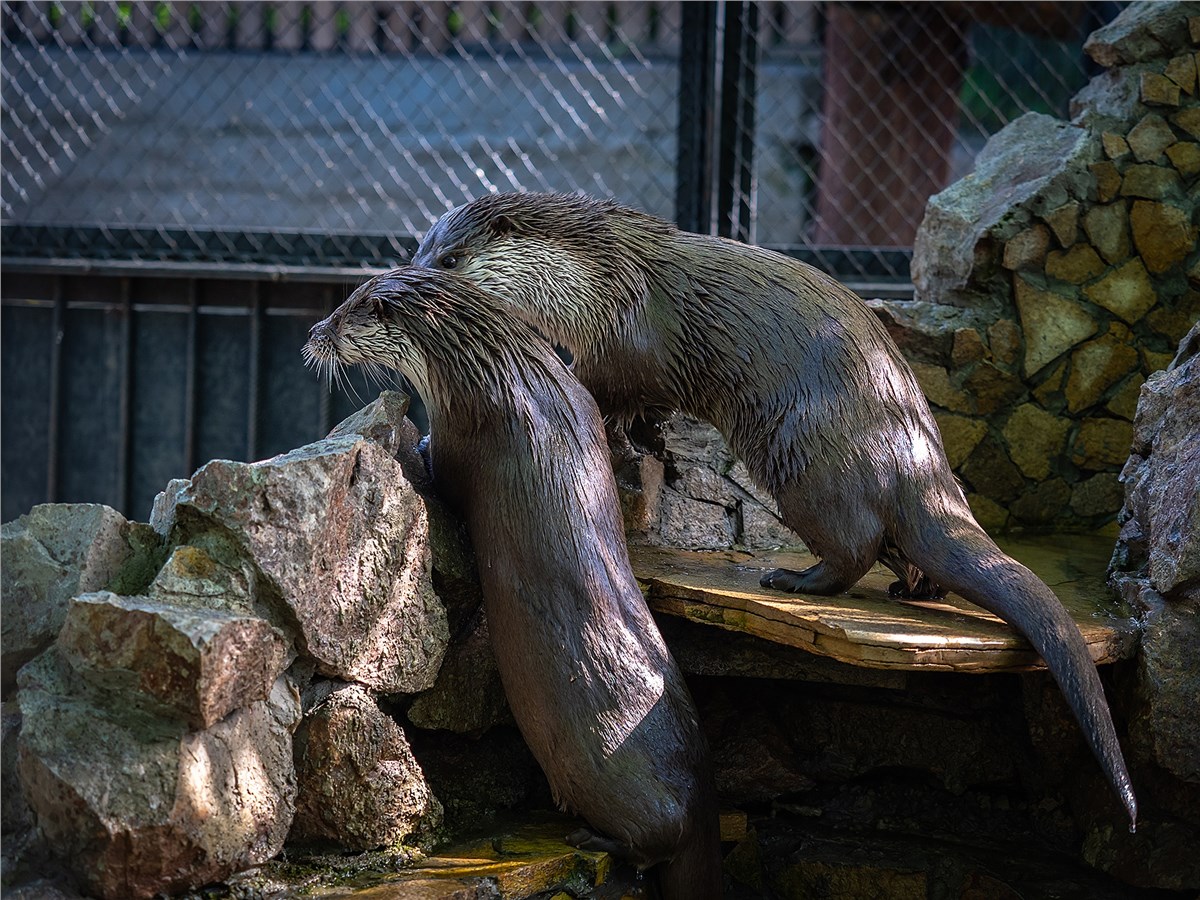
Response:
411,191,1137,829
304,267,722,899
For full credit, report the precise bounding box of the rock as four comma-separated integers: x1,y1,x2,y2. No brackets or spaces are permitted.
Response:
1090,160,1123,203
961,438,1025,504
173,437,448,694
326,390,415,458
1082,201,1131,265
987,318,1022,367
1121,162,1183,199
56,592,288,730
676,464,738,508
1083,257,1158,323
1165,52,1198,92
657,485,737,550
910,362,970,413
407,607,508,735
1101,132,1131,160
966,493,1009,532
1174,106,1200,139
1,504,158,694
932,412,987,469
1002,224,1050,271
1164,139,1200,177
16,651,298,900
865,299,965,362
1084,2,1199,67
1001,404,1071,480
1072,418,1136,469
1070,473,1125,518
1130,199,1195,273
1045,244,1105,284
1114,328,1200,595
291,681,442,851
962,362,1025,415
1141,71,1182,107
1083,815,1200,892
1146,292,1200,346
1032,359,1068,408
1010,478,1072,526
1065,326,1141,413
1013,277,1098,377
951,328,987,367
1041,200,1080,246
147,543,259,616
149,478,191,537
1127,113,1178,161
2,702,31,835
1106,374,1146,420
913,113,1090,307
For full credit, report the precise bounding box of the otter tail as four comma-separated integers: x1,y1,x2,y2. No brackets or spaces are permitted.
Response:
899,514,1137,829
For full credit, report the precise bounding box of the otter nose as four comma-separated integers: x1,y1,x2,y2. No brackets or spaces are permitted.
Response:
309,320,332,341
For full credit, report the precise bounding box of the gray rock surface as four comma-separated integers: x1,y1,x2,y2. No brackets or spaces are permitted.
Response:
291,681,442,851
172,437,448,694
1,503,161,693
1083,1,1200,67
57,591,289,730
16,650,299,900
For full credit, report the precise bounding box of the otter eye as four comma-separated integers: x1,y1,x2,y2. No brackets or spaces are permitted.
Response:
438,254,459,270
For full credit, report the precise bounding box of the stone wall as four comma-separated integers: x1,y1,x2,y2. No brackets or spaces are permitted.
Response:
890,1,1199,534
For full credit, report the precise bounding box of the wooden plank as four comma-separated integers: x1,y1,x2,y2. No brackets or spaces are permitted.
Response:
630,535,1137,673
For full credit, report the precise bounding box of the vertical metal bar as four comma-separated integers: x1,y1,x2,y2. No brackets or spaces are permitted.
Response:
675,1,719,234
117,277,133,515
183,278,198,475
46,275,65,502
717,1,759,243
318,285,334,437
247,281,262,461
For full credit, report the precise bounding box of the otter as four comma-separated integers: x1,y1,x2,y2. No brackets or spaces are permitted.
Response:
410,191,1137,828
303,267,723,898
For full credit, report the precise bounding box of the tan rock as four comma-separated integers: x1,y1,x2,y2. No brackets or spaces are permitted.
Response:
1065,326,1140,413
1164,140,1200,178
1141,71,1181,106
1192,16,1200,45
1002,224,1050,270
1173,107,1200,140
933,412,987,469
1010,478,1072,527
1032,359,1067,408
963,362,1025,415
1014,277,1098,377
1082,202,1131,265
1070,473,1125,519
1041,201,1080,248
1143,349,1176,374
1090,160,1123,202
1130,200,1195,274
1121,163,1182,199
966,493,1009,532
1106,374,1146,421
961,438,1026,503
951,328,988,367
910,362,970,413
1072,418,1136,469
1127,113,1177,162
1045,244,1105,284
1101,132,1131,160
1002,404,1070,480
987,318,1022,367
1146,292,1200,344
1165,53,1197,93
1083,258,1157,324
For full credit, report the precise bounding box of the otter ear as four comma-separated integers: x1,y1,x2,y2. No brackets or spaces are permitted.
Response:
489,214,516,237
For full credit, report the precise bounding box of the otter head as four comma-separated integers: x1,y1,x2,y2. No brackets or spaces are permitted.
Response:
304,269,436,405
412,192,655,351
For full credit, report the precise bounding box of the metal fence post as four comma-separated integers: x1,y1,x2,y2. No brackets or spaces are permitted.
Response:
675,1,718,235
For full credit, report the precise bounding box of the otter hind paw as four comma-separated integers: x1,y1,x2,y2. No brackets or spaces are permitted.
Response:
565,827,632,858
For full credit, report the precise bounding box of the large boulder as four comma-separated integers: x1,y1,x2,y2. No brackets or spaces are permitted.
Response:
170,437,448,694
56,591,289,730
15,650,300,900
1,504,162,693
291,680,443,850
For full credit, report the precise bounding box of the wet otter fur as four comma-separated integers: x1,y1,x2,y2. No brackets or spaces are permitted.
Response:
411,191,1138,828
304,267,723,898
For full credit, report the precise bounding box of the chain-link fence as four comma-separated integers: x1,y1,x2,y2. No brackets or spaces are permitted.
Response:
3,1,1112,278
1,1,1119,521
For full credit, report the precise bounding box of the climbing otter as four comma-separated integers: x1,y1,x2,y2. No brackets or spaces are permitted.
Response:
411,191,1137,828
303,267,723,898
